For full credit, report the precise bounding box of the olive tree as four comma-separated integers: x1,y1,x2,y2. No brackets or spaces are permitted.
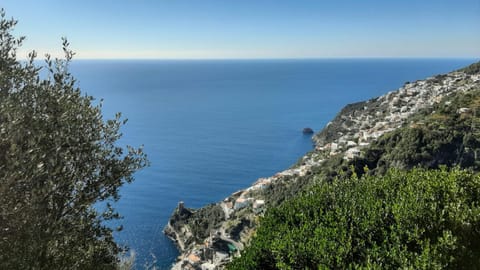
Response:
0,9,148,269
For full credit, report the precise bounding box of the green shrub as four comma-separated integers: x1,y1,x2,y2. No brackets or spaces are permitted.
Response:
0,9,147,269
228,168,480,269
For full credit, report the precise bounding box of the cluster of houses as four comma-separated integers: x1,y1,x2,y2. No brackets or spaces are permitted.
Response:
174,230,237,270
221,163,319,216
221,188,266,214
312,72,480,162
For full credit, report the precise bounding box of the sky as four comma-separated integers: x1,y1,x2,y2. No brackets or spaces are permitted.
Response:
2,0,480,59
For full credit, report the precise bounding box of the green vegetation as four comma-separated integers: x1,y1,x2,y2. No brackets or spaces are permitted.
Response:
228,168,480,269
0,10,147,269
187,204,225,241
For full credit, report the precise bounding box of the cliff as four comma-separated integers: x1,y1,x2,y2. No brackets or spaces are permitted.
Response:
165,62,480,270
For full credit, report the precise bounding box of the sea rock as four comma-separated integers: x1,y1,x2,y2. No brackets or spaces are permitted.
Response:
302,127,314,134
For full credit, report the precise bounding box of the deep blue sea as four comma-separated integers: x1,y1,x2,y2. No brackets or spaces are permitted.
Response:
70,59,475,269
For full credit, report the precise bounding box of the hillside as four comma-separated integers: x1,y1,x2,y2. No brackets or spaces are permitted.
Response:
165,62,480,270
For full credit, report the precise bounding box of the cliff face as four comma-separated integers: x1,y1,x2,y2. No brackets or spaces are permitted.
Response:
165,63,480,270
165,203,225,254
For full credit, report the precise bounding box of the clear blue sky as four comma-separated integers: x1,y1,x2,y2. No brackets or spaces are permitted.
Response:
2,0,479,59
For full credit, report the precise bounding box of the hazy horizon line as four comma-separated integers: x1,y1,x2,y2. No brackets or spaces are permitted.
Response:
22,56,480,61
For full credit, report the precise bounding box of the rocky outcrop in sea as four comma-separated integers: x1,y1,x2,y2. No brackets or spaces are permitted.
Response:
164,64,480,270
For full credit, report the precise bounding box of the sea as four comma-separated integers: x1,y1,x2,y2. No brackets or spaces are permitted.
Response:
69,58,475,269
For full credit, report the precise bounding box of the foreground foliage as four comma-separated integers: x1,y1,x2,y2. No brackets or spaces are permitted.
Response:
0,10,147,269
228,168,480,269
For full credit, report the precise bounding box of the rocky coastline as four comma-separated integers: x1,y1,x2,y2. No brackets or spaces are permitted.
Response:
164,65,480,270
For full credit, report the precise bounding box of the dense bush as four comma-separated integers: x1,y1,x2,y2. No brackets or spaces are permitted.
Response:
188,204,226,241
228,168,480,269
0,10,147,269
